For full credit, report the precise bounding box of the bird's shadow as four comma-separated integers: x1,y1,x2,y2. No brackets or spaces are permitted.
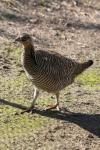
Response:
0,99,100,138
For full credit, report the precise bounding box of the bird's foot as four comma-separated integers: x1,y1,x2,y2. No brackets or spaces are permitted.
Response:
45,104,60,111
21,107,34,114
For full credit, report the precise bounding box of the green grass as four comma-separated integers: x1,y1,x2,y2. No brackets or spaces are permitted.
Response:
77,69,100,90
40,0,46,6
7,46,22,64
0,73,29,98
0,73,49,147
0,112,47,138
39,0,50,7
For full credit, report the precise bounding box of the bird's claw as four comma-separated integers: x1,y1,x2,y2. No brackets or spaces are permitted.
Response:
44,104,60,111
21,108,34,114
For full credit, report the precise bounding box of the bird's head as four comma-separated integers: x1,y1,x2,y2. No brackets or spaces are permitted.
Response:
15,33,33,48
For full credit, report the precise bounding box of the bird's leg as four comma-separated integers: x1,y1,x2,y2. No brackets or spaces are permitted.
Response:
46,92,60,111
55,92,60,111
21,88,39,114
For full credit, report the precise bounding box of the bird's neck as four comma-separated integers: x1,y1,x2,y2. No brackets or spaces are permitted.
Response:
23,42,37,65
23,43,35,55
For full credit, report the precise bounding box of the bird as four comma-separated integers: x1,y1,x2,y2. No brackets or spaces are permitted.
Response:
15,33,93,113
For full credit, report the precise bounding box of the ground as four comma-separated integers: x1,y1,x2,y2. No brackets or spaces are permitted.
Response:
0,0,100,149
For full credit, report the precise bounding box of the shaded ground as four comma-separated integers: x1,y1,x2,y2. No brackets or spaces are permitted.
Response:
0,0,100,149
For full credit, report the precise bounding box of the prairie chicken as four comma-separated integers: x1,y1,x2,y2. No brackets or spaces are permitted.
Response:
15,33,93,113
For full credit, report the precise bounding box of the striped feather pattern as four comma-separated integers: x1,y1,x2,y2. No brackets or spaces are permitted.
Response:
21,49,79,93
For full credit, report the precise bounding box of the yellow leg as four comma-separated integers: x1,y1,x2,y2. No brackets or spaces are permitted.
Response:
46,92,60,111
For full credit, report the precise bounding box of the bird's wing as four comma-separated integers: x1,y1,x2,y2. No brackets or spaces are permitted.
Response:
35,50,77,75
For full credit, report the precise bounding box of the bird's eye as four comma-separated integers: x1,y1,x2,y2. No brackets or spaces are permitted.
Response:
21,37,28,41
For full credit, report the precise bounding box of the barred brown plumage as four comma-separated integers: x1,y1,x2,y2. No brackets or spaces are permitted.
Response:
15,33,93,113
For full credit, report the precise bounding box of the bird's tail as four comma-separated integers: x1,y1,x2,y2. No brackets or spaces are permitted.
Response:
75,60,93,76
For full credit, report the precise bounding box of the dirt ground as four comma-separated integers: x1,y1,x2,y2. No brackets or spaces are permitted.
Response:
0,0,100,149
